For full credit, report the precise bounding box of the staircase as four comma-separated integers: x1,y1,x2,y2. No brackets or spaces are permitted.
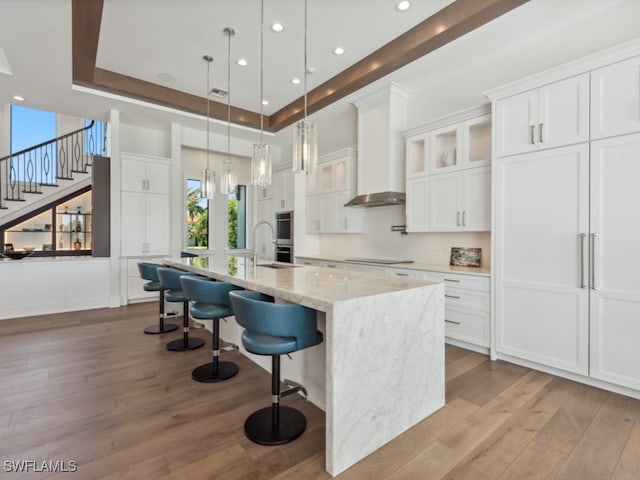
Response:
0,121,106,226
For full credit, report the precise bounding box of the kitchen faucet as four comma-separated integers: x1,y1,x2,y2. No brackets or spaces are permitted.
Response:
252,220,275,265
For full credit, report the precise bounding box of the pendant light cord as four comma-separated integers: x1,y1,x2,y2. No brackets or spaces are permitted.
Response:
259,0,265,145
227,29,232,163
303,0,308,121
204,55,212,170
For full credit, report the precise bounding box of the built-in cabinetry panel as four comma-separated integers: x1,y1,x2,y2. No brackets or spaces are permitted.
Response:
489,44,640,395
120,153,170,257
404,107,491,233
305,148,363,234
494,74,589,157
591,55,640,140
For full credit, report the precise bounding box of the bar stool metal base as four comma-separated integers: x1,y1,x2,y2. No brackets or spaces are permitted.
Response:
244,406,306,445
192,361,238,382
144,323,178,334
166,337,205,351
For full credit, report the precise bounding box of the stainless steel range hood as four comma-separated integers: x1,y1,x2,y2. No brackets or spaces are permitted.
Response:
344,191,405,207
346,83,409,208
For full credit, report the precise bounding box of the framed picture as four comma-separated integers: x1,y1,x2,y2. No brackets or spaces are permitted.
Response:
4,243,14,252
450,247,481,267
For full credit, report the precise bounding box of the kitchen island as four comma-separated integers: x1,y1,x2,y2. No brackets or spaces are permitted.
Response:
165,255,444,476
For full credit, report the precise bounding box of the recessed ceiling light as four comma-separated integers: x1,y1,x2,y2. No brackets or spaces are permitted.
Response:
237,58,248,67
395,1,411,12
262,99,269,106
333,47,345,56
12,95,24,102
290,78,301,85
306,67,316,74
270,22,284,33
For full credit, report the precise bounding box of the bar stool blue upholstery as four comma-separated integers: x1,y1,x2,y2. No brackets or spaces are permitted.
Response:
229,290,323,445
157,267,205,351
137,262,179,335
181,276,243,382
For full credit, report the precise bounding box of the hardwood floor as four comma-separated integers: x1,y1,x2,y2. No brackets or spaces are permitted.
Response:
0,303,638,479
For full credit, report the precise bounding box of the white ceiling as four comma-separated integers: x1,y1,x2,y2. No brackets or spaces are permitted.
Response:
1,0,639,147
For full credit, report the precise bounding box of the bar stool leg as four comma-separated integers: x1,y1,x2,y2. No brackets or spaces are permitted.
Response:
244,356,306,445
144,289,178,334
166,300,205,351
192,318,239,382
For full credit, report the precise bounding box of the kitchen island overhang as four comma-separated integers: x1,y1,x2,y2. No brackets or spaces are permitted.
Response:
165,255,444,476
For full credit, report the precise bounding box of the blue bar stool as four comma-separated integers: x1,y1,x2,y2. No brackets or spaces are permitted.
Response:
137,262,179,334
181,276,243,382
229,290,323,445
157,267,205,351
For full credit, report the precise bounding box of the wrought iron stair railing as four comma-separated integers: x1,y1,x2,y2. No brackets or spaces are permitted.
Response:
0,120,105,209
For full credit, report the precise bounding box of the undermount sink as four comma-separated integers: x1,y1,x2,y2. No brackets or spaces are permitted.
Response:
257,263,300,269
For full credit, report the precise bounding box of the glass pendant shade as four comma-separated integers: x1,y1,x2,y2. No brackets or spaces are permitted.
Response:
201,167,216,199
251,144,272,186
292,120,317,174
220,160,238,195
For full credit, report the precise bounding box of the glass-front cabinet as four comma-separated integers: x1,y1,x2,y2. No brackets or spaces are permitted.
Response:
2,188,93,256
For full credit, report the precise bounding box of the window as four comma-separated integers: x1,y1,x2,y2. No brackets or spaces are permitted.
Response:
227,185,246,249
186,179,209,249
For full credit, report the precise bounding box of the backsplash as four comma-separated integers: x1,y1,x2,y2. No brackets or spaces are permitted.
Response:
317,205,491,267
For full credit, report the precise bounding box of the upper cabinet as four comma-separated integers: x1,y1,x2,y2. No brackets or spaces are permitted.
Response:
121,155,170,195
404,105,492,233
494,74,589,157
274,169,294,212
305,148,363,234
591,55,640,140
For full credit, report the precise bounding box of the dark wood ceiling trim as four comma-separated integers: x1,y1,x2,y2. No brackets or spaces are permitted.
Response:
71,0,103,83
91,68,263,129
269,0,529,131
72,0,529,133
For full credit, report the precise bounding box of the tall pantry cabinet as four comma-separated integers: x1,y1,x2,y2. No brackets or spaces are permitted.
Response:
488,41,640,394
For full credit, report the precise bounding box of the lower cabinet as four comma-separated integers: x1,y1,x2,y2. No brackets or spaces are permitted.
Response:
420,271,491,352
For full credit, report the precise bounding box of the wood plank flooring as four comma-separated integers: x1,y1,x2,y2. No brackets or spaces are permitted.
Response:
0,303,638,479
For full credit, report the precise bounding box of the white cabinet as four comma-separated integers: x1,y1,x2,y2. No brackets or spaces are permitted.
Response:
591,55,640,140
494,74,589,157
494,144,590,375
420,270,491,351
404,107,491,233
274,169,294,211
589,134,640,390
429,166,491,232
120,154,170,257
305,148,363,234
492,48,640,394
405,177,429,233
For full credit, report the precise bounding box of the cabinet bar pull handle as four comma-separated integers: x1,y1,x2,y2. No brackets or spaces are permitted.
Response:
579,233,586,288
591,233,598,290
444,278,460,283
539,123,544,143
456,211,461,226
395,273,409,277
530,125,536,144
445,319,461,325
445,294,460,299
462,211,467,227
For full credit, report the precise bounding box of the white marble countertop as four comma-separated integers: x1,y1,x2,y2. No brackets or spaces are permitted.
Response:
295,254,491,277
0,255,100,264
164,254,439,312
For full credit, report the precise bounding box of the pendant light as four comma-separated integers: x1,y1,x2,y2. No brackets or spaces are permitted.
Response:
201,54,216,199
251,0,272,186
220,27,238,195
292,0,317,175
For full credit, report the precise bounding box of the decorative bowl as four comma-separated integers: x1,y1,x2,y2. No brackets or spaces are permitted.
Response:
1,251,34,260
